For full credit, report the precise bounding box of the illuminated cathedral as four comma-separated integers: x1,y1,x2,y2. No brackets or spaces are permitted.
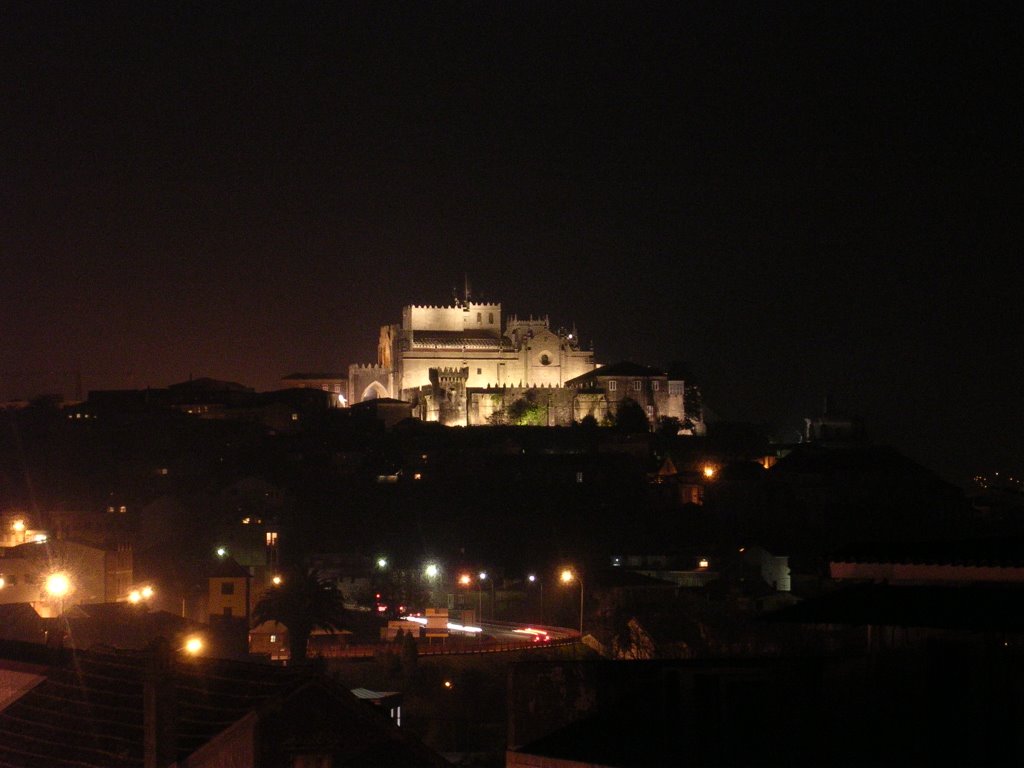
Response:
347,292,700,430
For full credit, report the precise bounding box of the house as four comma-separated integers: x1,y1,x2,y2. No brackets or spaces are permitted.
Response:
0,637,449,768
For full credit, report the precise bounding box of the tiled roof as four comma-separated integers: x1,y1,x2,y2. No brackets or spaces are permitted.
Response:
766,582,1024,632
565,360,666,387
830,537,1024,568
411,331,506,349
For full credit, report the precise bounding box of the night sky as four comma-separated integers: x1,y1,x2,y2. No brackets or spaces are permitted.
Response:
2,2,1021,485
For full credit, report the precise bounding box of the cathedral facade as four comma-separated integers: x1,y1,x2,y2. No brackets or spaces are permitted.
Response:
347,296,702,431
349,299,595,424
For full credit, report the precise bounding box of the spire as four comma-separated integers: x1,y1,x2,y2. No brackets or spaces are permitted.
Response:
464,274,472,304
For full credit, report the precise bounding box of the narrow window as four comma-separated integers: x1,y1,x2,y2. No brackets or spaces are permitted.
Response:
608,380,617,391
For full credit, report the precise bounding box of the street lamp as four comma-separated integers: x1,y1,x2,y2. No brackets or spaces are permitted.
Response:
479,572,491,620
560,568,584,637
45,571,72,616
528,574,544,622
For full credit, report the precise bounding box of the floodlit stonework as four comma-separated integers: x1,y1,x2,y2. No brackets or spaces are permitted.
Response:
348,295,703,431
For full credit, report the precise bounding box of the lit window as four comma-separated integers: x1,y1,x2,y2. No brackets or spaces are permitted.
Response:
266,531,279,547
608,380,617,391
291,413,299,421
270,634,277,643
576,472,584,483
119,505,127,513
646,406,654,418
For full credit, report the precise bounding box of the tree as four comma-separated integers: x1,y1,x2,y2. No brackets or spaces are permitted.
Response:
253,568,349,664
615,397,650,433
508,397,546,426
657,416,683,436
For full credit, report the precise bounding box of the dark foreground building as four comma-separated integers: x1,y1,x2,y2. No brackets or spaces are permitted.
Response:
0,638,447,768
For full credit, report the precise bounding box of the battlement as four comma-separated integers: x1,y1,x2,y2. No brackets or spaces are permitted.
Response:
506,314,550,329
403,302,502,334
348,363,389,372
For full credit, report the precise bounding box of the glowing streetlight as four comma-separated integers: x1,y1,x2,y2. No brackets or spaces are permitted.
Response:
128,584,156,604
458,573,472,586
560,568,584,637
45,572,71,598
424,563,439,579
272,574,283,586
376,557,388,569
12,519,25,544
184,635,204,655
703,464,716,479
216,546,227,558
528,574,544,622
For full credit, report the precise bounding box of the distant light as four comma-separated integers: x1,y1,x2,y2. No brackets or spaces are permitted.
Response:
528,574,536,583
479,571,488,581
12,520,25,532
443,680,453,689
424,563,439,579
459,574,472,586
33,534,47,543
560,569,574,584
45,572,71,598
703,465,716,479
184,636,203,655
376,557,388,569
698,558,710,569
216,547,227,558
141,585,154,599
272,575,283,586
0,576,5,589
128,590,142,604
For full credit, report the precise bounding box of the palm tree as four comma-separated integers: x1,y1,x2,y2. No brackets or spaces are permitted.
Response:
253,568,348,664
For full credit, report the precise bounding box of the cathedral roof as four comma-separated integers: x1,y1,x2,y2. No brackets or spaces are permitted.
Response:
411,331,506,350
565,361,667,387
